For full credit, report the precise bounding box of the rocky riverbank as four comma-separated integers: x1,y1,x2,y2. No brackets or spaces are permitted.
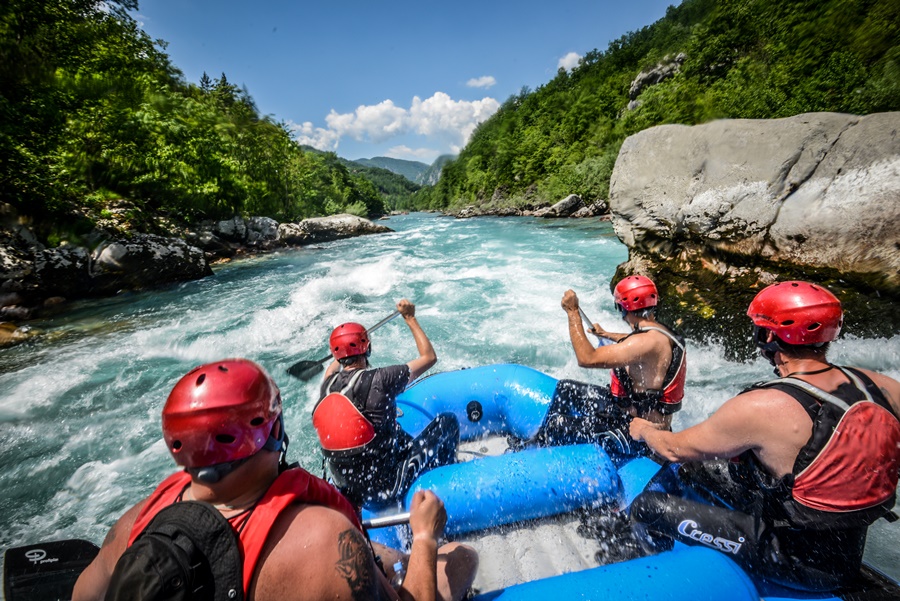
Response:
447,194,609,219
608,111,900,357
0,209,391,346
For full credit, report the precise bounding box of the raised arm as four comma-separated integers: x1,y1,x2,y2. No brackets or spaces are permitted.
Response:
561,290,647,369
399,299,437,381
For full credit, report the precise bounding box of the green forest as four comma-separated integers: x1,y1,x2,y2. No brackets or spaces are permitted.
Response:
1,0,390,244
414,0,900,210
3,0,899,244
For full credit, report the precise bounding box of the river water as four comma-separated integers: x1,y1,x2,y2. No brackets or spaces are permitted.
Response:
1,212,898,586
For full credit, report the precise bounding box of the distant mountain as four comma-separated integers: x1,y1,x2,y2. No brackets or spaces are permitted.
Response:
355,157,429,184
418,155,455,186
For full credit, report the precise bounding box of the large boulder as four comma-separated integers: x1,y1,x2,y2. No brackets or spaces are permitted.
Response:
608,112,900,348
534,194,585,218
88,234,213,293
278,214,392,244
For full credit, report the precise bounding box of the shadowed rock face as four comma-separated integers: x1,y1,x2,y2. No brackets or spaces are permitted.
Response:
0,211,393,335
609,112,900,357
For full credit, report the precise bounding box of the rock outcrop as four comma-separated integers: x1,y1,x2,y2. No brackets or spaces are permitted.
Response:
608,112,900,349
0,209,393,337
451,195,608,219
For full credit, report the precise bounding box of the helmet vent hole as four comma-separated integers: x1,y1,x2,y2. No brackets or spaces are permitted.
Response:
215,434,236,444
790,283,799,287
250,417,265,426
808,323,821,331
172,441,182,450
195,374,206,386
781,320,795,326
218,365,229,372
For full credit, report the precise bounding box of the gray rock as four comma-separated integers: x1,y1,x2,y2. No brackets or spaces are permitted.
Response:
542,194,584,218
609,112,900,289
247,216,280,244
628,53,686,100
214,217,248,242
88,234,213,292
278,214,391,243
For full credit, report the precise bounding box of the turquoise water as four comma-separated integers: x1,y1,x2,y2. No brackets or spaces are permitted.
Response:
1,212,898,584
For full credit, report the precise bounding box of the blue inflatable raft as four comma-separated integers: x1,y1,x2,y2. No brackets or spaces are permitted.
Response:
362,364,900,601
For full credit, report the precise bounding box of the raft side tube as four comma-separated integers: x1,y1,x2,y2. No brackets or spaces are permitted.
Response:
469,546,760,601
396,364,558,440
406,444,618,537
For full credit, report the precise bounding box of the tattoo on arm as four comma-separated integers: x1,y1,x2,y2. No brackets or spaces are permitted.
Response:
336,529,385,601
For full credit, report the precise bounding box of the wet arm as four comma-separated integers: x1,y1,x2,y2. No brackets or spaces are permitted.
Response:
565,310,643,369
403,316,437,381
398,534,438,601
630,395,760,463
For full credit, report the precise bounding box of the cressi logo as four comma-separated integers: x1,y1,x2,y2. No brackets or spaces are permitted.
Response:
677,519,744,555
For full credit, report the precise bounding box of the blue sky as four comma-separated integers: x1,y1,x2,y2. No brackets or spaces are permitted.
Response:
132,1,675,164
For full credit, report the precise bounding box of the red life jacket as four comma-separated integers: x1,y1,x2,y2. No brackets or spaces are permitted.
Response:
313,369,377,454
610,325,686,414
753,367,900,528
128,468,363,596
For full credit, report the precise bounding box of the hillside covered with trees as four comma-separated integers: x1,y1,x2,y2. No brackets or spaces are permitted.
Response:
413,0,900,210
1,0,387,245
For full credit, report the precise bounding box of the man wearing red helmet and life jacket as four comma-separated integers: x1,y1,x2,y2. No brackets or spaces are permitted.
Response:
313,299,460,510
628,281,900,592
539,275,686,456
73,358,477,601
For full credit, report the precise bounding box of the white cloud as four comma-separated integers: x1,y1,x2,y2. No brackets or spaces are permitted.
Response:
287,120,341,152
558,51,582,72
387,145,439,160
325,99,408,143
466,75,496,89
292,92,501,154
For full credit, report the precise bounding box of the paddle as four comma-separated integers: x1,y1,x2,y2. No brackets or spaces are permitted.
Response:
362,511,411,529
578,306,614,347
3,538,99,601
287,310,402,381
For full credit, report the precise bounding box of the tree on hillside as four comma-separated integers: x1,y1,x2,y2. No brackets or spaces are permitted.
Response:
0,0,394,244
420,0,900,211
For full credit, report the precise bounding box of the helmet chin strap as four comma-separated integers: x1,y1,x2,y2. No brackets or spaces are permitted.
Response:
189,456,252,484
753,326,782,371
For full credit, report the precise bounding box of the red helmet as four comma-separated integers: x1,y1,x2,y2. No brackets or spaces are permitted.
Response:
614,275,659,312
747,281,842,345
329,322,370,360
162,359,282,468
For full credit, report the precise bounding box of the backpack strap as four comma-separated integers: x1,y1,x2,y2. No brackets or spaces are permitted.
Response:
639,326,685,352
760,366,873,413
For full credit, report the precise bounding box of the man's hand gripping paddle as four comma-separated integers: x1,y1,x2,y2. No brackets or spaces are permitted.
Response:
287,310,402,380
578,306,614,347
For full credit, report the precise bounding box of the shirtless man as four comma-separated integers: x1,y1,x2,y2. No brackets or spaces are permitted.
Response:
539,275,686,455
629,281,900,591
73,358,477,601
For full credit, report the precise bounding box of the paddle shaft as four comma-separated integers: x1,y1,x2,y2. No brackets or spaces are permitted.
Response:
579,307,614,346
362,511,411,529
287,310,403,380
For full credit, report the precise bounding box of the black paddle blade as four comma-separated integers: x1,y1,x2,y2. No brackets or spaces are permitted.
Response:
3,539,99,601
286,359,326,380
